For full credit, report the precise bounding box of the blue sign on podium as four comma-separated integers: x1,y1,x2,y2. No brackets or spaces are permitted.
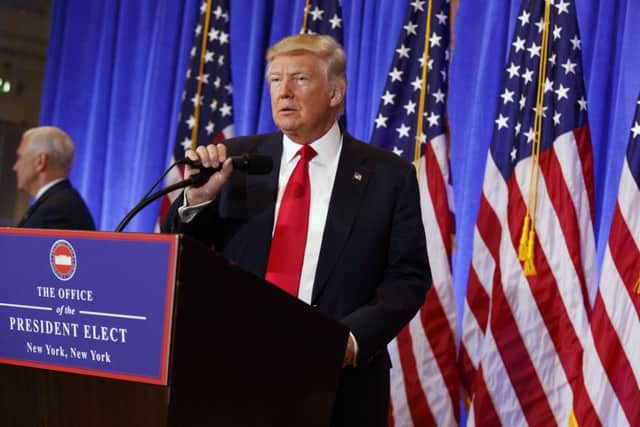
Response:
0,228,177,385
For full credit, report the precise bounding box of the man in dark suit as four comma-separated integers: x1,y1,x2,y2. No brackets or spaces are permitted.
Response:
163,34,430,426
13,126,95,230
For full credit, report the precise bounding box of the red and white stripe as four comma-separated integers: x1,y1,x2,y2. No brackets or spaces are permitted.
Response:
580,158,640,426
465,127,601,425
388,134,459,426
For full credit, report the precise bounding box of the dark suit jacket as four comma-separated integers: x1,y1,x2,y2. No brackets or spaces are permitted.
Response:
17,179,95,231
163,131,430,426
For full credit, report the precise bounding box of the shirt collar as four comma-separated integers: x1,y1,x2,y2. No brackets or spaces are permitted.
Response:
35,178,65,201
282,122,342,166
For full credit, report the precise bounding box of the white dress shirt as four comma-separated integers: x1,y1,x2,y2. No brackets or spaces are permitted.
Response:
276,122,342,304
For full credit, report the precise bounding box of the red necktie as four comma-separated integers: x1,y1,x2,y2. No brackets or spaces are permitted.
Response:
265,145,317,297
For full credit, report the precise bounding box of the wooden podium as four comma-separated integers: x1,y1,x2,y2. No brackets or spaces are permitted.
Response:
0,229,348,426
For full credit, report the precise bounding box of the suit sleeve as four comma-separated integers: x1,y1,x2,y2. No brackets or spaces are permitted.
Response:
160,191,221,248
341,164,431,365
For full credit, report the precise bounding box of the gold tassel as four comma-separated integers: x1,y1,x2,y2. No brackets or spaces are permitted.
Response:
518,215,530,261
523,229,537,276
568,409,579,427
634,275,640,295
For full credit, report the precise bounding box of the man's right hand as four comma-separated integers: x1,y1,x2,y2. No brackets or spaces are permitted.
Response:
184,143,233,206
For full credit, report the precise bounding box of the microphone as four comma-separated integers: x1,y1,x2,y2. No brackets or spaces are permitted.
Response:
114,153,273,232
182,154,273,187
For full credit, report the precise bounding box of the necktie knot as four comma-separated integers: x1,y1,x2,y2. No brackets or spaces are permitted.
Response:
298,145,317,162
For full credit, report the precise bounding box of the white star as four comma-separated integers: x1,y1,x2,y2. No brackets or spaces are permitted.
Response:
561,59,577,74
570,34,581,50
225,84,233,94
535,19,545,33
411,77,422,91
209,28,219,41
555,84,570,100
512,37,526,52
548,53,556,66
310,6,324,21
411,0,425,12
222,11,229,22
206,121,214,135
195,24,202,36
200,2,207,14
186,115,196,129
555,0,570,14
524,127,535,144
396,123,411,138
396,44,411,59
433,88,445,103
204,50,214,63
429,32,442,48
404,100,417,115
186,68,192,79
522,69,534,84
527,42,541,58
389,67,404,82
213,76,221,88
435,10,447,24
631,121,640,138
392,146,404,156
501,88,515,104
519,95,527,110
495,114,509,130
553,25,562,40
197,73,209,84
510,146,518,161
218,55,225,66
191,94,202,107
532,104,548,118
515,122,522,135
220,102,232,117
329,14,342,29
544,77,554,93
382,90,396,105
404,21,418,36
506,62,520,79
578,96,588,111
213,6,223,19
427,112,440,127
374,113,388,128
190,47,196,58
181,137,192,151
219,31,229,45
553,111,562,126
518,10,530,26
210,99,218,111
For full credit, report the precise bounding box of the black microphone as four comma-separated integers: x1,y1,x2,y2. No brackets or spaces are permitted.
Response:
114,154,273,232
183,154,273,187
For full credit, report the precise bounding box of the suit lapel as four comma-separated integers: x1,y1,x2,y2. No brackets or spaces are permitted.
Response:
241,133,283,277
312,135,369,303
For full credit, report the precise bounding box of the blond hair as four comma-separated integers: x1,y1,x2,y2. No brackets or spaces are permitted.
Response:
266,34,346,83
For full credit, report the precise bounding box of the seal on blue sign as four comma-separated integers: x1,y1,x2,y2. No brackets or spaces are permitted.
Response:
49,240,77,281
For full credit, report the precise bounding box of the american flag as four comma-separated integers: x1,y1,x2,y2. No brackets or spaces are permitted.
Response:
157,0,234,225
580,95,640,425
300,0,344,40
370,1,458,426
460,0,601,424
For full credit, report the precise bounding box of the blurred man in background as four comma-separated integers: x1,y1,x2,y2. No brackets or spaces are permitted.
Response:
13,126,95,230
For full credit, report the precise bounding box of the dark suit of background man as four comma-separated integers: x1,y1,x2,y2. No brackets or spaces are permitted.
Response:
13,126,95,230
163,34,431,427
